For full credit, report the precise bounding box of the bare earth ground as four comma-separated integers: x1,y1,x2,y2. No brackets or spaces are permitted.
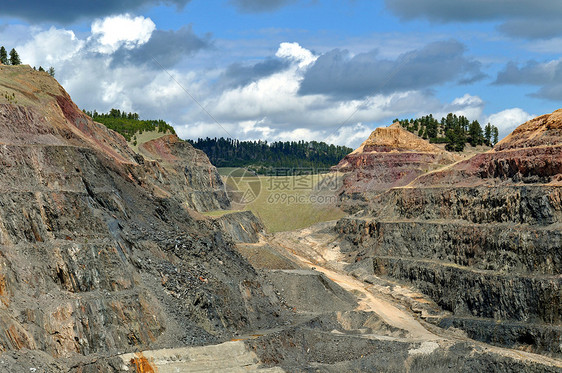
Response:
269,227,438,341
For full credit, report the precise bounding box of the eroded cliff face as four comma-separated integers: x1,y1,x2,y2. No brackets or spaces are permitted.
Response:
138,134,230,212
333,123,457,212
336,111,562,357
0,65,286,369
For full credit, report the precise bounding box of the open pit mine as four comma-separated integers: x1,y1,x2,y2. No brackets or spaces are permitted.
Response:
0,64,559,372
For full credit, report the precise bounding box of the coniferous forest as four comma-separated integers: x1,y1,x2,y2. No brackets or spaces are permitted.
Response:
188,137,353,173
87,109,352,171
88,107,499,171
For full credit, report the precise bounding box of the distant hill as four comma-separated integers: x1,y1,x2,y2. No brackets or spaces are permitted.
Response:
188,137,353,173
333,122,457,211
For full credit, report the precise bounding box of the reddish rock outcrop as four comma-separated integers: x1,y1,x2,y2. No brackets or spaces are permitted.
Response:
0,66,135,164
413,110,562,187
496,109,562,151
333,123,456,211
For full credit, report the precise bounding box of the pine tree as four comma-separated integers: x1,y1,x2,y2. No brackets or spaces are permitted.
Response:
484,123,492,145
468,120,483,146
0,47,7,65
9,49,21,65
492,126,499,145
445,119,466,152
38,66,45,72
47,67,55,77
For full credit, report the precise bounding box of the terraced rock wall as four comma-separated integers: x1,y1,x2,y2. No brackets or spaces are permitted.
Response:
335,110,562,357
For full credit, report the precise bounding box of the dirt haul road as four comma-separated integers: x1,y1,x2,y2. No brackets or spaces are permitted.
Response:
268,222,439,341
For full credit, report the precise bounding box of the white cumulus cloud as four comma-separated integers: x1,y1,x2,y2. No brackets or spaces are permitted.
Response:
275,42,317,68
319,123,375,149
486,108,535,139
18,27,84,66
450,93,484,108
91,14,156,53
5,19,535,150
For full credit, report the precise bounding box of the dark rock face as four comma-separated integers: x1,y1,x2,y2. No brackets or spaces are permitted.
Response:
138,134,230,212
335,110,562,357
214,211,265,243
370,256,559,323
265,270,357,313
337,217,561,275
438,317,562,357
386,186,561,225
0,65,286,368
248,317,561,373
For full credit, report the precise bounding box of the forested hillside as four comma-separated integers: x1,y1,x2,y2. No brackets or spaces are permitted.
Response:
188,137,353,173
395,113,499,152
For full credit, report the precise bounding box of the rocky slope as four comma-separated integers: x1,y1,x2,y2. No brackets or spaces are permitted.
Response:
138,134,230,212
0,65,287,370
335,110,562,357
333,123,456,211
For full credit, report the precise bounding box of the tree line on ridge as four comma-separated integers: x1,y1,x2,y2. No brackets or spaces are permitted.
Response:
394,113,499,152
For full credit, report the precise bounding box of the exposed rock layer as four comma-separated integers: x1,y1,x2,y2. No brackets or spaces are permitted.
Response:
139,134,230,212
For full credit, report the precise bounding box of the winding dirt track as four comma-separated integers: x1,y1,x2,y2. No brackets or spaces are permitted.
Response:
269,225,439,341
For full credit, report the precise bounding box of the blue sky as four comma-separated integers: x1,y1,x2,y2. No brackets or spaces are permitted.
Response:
1,0,561,147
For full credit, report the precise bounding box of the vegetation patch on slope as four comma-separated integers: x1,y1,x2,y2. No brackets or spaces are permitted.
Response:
83,108,176,143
